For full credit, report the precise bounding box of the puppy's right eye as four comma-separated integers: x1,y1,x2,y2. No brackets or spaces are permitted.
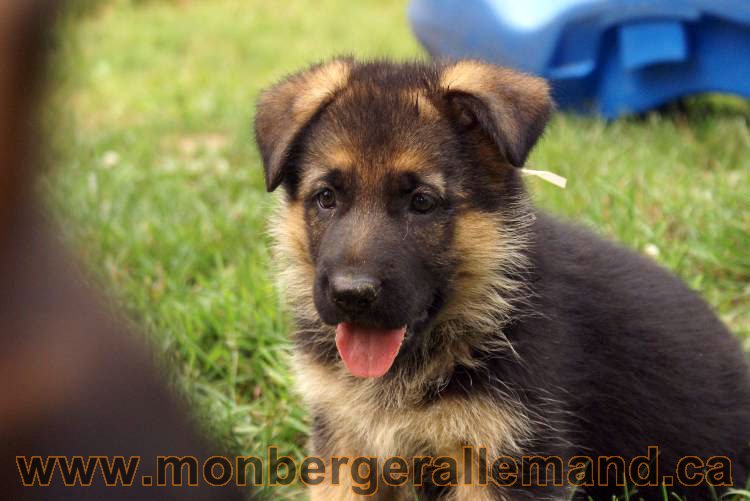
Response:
316,188,336,209
410,192,436,214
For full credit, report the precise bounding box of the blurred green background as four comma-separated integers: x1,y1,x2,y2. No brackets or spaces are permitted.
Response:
45,0,749,498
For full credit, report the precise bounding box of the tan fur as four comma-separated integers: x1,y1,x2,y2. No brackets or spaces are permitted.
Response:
439,60,550,166
308,460,501,500
291,59,351,125
308,472,357,501
436,448,509,501
296,138,358,198
310,482,413,501
392,148,426,172
325,145,356,170
295,354,527,499
438,208,533,348
294,355,529,458
440,61,547,100
450,484,507,501
297,163,329,199
299,140,447,197
255,59,352,190
403,89,439,120
269,198,319,325
417,170,447,196
297,144,350,198
309,446,506,500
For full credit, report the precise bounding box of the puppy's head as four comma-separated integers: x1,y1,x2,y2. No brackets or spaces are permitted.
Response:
255,59,550,378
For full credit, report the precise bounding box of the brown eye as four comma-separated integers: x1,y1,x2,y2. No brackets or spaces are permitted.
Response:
410,193,436,213
317,188,336,209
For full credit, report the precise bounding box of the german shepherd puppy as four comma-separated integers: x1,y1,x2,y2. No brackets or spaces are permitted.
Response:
254,58,750,500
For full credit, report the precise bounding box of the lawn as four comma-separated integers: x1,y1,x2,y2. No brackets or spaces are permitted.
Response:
44,0,749,499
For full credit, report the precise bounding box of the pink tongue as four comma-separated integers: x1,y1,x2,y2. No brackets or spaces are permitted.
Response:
335,323,406,378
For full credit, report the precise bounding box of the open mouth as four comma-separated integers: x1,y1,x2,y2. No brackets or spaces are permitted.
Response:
334,294,443,378
335,323,406,378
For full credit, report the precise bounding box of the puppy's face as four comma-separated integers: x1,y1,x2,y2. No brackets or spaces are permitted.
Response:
302,98,454,339
255,60,551,378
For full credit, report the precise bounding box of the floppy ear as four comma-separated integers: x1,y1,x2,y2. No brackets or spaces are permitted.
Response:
439,60,552,167
254,58,352,192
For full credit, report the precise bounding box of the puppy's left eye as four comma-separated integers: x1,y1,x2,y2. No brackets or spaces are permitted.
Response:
316,188,336,209
410,193,436,214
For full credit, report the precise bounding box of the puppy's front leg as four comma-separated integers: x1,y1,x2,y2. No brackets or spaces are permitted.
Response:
449,483,505,501
309,479,408,500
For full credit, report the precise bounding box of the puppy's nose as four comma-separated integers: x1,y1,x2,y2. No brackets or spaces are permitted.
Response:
329,272,381,314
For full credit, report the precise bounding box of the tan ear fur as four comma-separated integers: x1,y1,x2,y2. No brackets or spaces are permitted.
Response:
439,60,552,167
254,58,352,191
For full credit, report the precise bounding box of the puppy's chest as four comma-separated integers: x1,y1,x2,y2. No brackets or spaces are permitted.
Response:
297,361,528,459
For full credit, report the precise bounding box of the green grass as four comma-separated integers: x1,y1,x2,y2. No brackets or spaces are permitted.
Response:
44,0,749,499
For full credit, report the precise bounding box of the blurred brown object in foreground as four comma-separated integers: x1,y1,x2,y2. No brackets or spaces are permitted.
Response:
0,2,248,499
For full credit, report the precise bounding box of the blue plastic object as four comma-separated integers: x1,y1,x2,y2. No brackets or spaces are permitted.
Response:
408,0,750,118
